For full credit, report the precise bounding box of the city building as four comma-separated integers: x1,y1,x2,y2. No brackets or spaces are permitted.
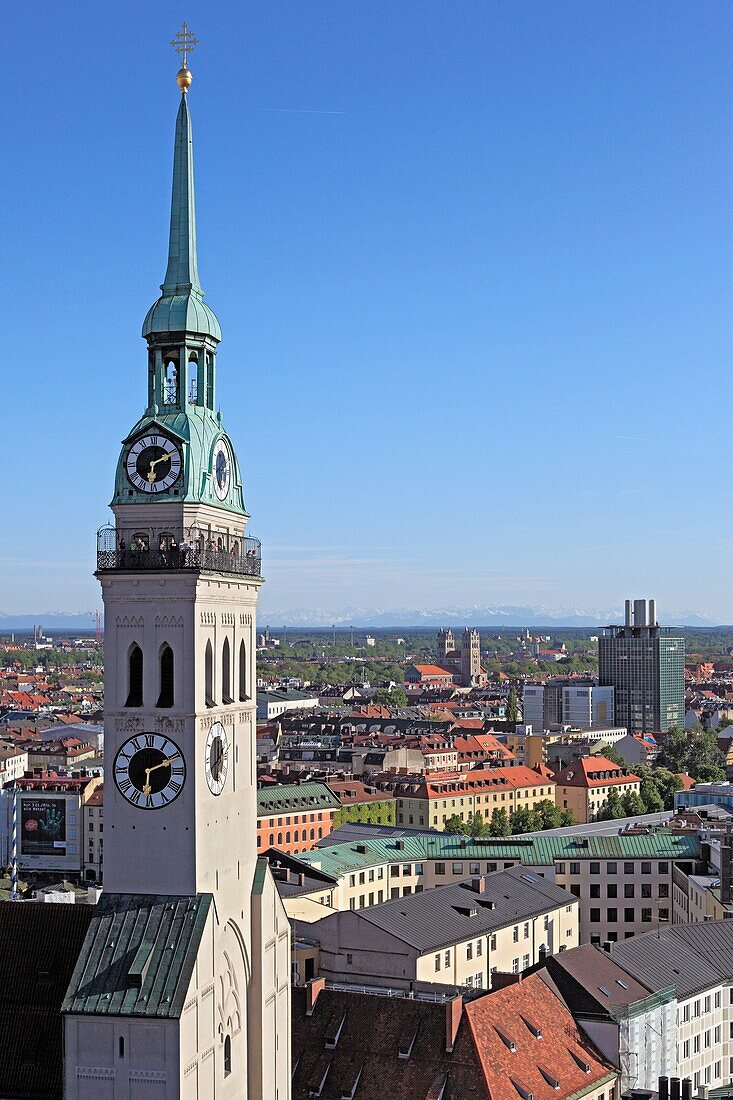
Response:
523,682,615,730
279,830,700,942
552,756,642,824
393,765,556,829
610,921,733,1090
60,55,292,1100
543,943,678,1091
256,782,341,855
256,687,319,721
302,866,579,991
598,598,685,734
82,783,104,883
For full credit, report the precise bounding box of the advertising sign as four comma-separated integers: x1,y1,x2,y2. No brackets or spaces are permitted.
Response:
20,797,67,856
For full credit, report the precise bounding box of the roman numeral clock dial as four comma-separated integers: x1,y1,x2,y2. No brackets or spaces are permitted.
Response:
126,433,182,493
114,734,187,809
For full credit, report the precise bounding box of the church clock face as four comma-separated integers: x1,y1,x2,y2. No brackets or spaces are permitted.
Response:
212,438,231,500
205,721,229,795
126,433,182,494
113,734,186,809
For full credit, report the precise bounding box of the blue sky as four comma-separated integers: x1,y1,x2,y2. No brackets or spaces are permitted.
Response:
2,1,731,621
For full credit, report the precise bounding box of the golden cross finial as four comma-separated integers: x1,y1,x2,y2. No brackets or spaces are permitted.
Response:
171,21,198,70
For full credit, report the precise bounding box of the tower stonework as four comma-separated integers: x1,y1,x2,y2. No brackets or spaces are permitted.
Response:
460,628,481,686
62,52,291,1100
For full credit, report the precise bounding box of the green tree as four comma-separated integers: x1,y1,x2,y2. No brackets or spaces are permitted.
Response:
489,808,511,836
506,685,519,724
657,726,690,773
620,790,645,817
598,789,624,820
532,799,567,831
652,767,684,809
444,814,470,835
469,811,490,838
639,778,665,814
372,686,408,707
510,806,540,834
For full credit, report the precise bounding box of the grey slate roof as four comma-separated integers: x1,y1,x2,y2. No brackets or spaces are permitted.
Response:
611,919,733,1000
350,865,576,953
62,893,212,1018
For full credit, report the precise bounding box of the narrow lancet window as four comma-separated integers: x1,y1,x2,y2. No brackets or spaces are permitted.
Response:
222,638,232,703
239,639,247,701
157,644,174,708
126,644,143,707
205,640,214,707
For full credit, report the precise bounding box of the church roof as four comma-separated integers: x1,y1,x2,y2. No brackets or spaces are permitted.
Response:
0,902,94,1100
62,892,212,1018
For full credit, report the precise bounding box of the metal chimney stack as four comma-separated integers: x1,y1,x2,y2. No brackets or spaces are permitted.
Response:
625,599,632,627
649,599,657,626
633,599,648,628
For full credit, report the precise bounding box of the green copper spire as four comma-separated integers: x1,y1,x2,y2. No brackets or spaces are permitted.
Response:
142,71,221,341
162,94,201,295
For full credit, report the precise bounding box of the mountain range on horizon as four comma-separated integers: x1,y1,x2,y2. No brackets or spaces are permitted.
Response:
0,605,726,632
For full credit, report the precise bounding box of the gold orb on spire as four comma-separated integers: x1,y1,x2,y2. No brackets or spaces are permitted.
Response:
176,67,193,91
171,22,198,93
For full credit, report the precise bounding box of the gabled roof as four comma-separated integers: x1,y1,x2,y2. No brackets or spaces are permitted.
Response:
553,756,641,789
257,782,341,816
543,943,661,1018
62,893,211,1018
335,867,576,953
0,902,94,1100
465,973,616,1099
611,919,733,1000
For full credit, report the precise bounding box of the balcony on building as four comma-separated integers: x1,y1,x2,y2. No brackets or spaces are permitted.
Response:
96,524,262,579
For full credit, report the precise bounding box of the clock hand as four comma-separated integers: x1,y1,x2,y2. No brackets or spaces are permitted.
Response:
146,453,172,482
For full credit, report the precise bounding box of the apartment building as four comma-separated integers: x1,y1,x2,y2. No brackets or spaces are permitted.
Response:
281,830,700,942
82,784,103,883
394,765,555,830
256,781,341,855
611,921,733,1090
553,756,642,824
302,866,578,991
543,943,677,1092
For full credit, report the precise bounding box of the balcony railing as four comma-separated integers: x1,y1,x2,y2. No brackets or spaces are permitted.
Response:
96,525,261,578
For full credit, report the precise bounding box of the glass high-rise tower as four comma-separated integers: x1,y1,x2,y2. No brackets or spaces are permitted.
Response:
598,598,684,734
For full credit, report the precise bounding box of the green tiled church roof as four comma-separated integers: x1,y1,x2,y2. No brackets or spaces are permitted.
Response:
62,893,212,1018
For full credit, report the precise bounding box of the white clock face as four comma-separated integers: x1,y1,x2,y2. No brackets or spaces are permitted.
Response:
126,433,182,494
205,721,229,795
212,439,231,500
113,734,186,809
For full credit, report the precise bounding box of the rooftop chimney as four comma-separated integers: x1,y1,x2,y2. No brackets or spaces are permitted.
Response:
306,977,326,1016
721,846,732,906
471,876,486,894
681,1080,692,1100
445,995,463,1053
633,599,648,628
625,600,632,627
649,599,657,626
659,1078,669,1100
671,1078,681,1100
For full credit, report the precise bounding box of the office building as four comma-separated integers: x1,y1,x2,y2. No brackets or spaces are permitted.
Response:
598,597,684,734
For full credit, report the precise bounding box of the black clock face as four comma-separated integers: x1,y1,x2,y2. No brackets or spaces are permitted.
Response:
216,450,228,488
114,734,186,809
126,434,182,494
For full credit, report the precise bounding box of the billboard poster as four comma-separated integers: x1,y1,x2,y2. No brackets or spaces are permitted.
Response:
20,797,67,856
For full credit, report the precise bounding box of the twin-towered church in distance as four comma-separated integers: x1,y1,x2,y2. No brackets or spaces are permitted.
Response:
9,47,292,1100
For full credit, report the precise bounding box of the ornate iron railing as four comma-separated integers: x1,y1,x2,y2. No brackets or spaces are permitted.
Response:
96,525,261,578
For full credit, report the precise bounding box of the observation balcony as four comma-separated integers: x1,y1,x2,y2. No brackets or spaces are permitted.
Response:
96,525,262,579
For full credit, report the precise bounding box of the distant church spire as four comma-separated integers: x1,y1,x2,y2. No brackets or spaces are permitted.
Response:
143,25,221,341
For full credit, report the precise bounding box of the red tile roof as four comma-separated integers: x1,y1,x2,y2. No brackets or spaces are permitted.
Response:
553,756,641,789
465,974,616,1100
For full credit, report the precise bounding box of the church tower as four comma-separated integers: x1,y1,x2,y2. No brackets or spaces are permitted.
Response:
63,33,291,1100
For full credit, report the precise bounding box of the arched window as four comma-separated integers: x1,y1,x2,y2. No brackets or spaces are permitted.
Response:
126,644,143,707
223,1035,231,1077
164,359,178,405
157,644,174,708
222,638,232,703
205,640,214,708
285,831,291,844
310,828,315,841
293,830,299,842
188,355,198,403
238,639,247,701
